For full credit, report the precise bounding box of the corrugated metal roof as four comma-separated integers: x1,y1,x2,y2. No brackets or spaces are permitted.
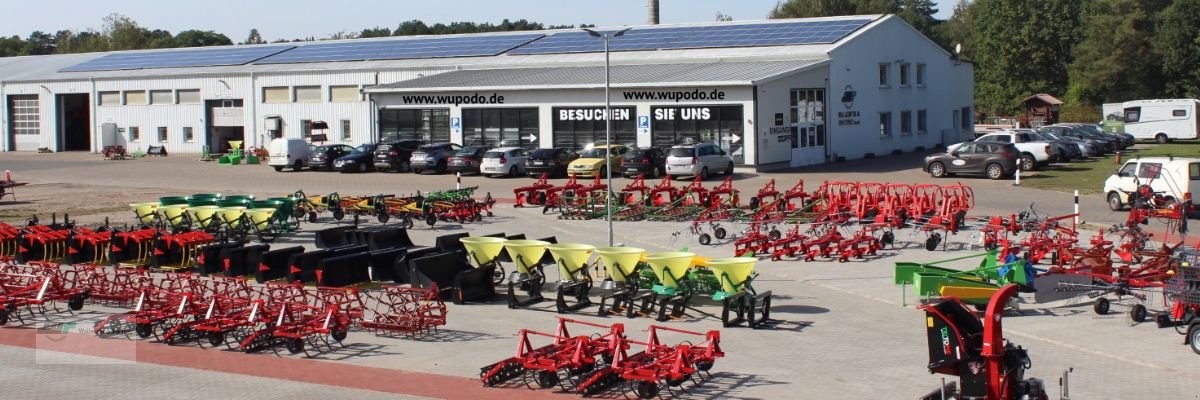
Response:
365,60,827,92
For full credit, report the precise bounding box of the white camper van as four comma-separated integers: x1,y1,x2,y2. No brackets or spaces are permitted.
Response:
1118,99,1200,143
1103,156,1200,211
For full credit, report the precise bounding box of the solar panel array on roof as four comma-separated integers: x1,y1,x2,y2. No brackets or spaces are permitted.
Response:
59,45,295,72
254,34,544,64
508,19,874,55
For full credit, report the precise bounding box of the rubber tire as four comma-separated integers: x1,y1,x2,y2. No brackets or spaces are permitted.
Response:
1107,192,1124,211
635,381,659,399
929,162,946,178
1131,304,1147,323
651,166,662,179
358,163,368,173
699,167,709,180
1190,324,1200,355
273,166,284,172
598,167,607,180
135,323,153,339
725,162,734,176
1019,154,1036,172
286,338,304,354
0,311,8,326
293,160,303,171
508,166,518,178
207,332,225,347
768,229,782,241
331,329,348,342
378,212,390,224
332,208,345,221
68,296,84,311
698,233,712,246
307,211,318,223
986,163,1004,180
1094,297,1110,315
714,227,727,240
413,168,423,174
436,161,448,174
1156,134,1169,144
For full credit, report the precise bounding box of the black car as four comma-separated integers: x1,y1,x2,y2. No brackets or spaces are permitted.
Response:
334,143,378,173
524,148,578,178
307,144,354,171
448,146,489,175
373,139,424,172
924,141,1019,180
621,147,667,178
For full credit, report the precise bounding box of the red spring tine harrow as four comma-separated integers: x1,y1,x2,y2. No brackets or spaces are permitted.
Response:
161,276,262,348
513,173,556,207
0,262,90,326
576,324,723,399
79,265,150,307
92,285,204,340
238,285,356,357
358,286,447,338
480,318,624,389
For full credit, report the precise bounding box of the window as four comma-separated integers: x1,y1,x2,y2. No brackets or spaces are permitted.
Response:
129,126,140,142
954,144,975,154
463,107,540,149
899,63,910,87
917,110,927,134
157,126,168,142
878,64,890,87
124,91,147,105
1118,163,1137,177
8,95,39,136
960,107,971,130
294,86,322,103
1173,109,1188,117
650,105,746,163
300,119,312,138
177,89,201,104
378,109,451,143
916,64,926,86
98,92,120,106
183,127,194,142
149,90,173,105
330,86,359,102
1190,163,1200,180
1137,163,1162,179
262,87,289,104
900,111,912,135
879,112,892,136
341,119,351,140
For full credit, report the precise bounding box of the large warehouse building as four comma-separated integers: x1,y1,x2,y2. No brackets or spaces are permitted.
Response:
0,14,973,169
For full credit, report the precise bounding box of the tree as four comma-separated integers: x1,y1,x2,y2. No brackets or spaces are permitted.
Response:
395,20,432,36
934,0,972,51
243,29,266,45
23,31,56,55
103,13,151,51
1158,0,1200,98
896,0,939,37
768,0,857,18
0,35,25,57
174,30,233,47
1067,0,1170,105
716,12,734,21
360,27,392,38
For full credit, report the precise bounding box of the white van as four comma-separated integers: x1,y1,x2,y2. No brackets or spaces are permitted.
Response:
1118,99,1200,143
267,138,312,172
1103,157,1200,210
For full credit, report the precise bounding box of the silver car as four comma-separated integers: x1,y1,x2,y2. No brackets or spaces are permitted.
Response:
665,143,734,180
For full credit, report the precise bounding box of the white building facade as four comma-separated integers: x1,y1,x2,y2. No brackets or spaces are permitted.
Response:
0,15,972,169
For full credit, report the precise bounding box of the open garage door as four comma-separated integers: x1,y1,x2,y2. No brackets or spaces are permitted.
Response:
57,93,91,151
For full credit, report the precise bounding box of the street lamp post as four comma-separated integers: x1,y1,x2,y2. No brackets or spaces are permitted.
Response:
584,27,630,247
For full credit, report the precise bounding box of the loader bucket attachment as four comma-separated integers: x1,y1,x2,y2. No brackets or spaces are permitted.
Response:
645,252,695,292
461,237,508,268
596,247,645,282
504,240,550,274
546,243,595,281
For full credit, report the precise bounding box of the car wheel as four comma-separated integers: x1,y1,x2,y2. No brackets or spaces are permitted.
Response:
985,163,1003,180
699,167,709,180
1107,192,1124,211
651,166,662,179
413,168,422,174
725,162,734,176
928,162,946,178
358,163,368,173
293,160,303,171
1019,154,1036,171
1156,133,1169,144
437,160,447,174
508,166,518,178
273,166,284,172
598,167,607,179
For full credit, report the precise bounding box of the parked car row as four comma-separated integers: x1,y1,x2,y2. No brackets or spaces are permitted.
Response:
926,123,1134,180
268,138,737,180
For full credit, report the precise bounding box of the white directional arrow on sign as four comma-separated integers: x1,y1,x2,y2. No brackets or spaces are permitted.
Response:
525,134,538,142
730,135,741,143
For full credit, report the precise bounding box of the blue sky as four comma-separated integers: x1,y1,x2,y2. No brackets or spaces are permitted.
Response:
1,0,956,40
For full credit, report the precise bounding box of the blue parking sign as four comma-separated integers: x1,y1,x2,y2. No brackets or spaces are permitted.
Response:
451,117,461,129
637,116,650,129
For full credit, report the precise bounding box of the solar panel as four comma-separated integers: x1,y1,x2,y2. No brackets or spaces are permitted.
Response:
509,19,874,55
254,34,544,64
60,45,295,72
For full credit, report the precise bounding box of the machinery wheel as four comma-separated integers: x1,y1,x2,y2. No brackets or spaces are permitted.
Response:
1107,192,1125,211
535,370,559,389
378,212,390,224
307,211,318,223
425,213,438,226
925,234,942,251
207,332,225,347
331,328,348,342
634,381,659,399
698,233,712,246
135,323,153,339
1131,304,1147,323
286,338,305,354
0,311,8,326
714,227,727,240
881,231,895,248
1190,324,1200,355
1094,297,1110,315
928,162,946,178
696,360,714,372
332,208,345,221
68,296,85,311
402,217,414,230
768,229,782,241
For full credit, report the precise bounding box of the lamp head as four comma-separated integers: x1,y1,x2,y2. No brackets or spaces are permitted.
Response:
614,28,632,37
583,28,601,38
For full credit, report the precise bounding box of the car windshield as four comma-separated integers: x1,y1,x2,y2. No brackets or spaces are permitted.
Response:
455,148,482,156
483,151,506,159
351,144,372,154
1032,132,1055,141
580,148,609,158
624,149,648,158
314,146,331,153
530,149,559,158
418,145,442,151
669,147,694,157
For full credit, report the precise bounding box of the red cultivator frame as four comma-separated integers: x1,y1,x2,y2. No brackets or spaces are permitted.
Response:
480,318,625,391
359,286,447,338
575,325,724,399
0,262,90,325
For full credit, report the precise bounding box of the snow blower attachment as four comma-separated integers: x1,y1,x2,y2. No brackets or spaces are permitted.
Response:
918,284,1051,400
595,246,656,317
502,239,550,308
705,257,773,328
546,243,595,313
644,252,696,322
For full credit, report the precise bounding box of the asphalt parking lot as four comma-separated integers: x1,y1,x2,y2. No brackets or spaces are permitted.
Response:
0,152,1194,399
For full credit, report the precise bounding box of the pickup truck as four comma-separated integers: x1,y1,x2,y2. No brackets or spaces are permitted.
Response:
952,131,1055,171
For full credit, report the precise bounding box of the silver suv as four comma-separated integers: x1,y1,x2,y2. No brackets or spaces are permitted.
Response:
665,143,734,180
